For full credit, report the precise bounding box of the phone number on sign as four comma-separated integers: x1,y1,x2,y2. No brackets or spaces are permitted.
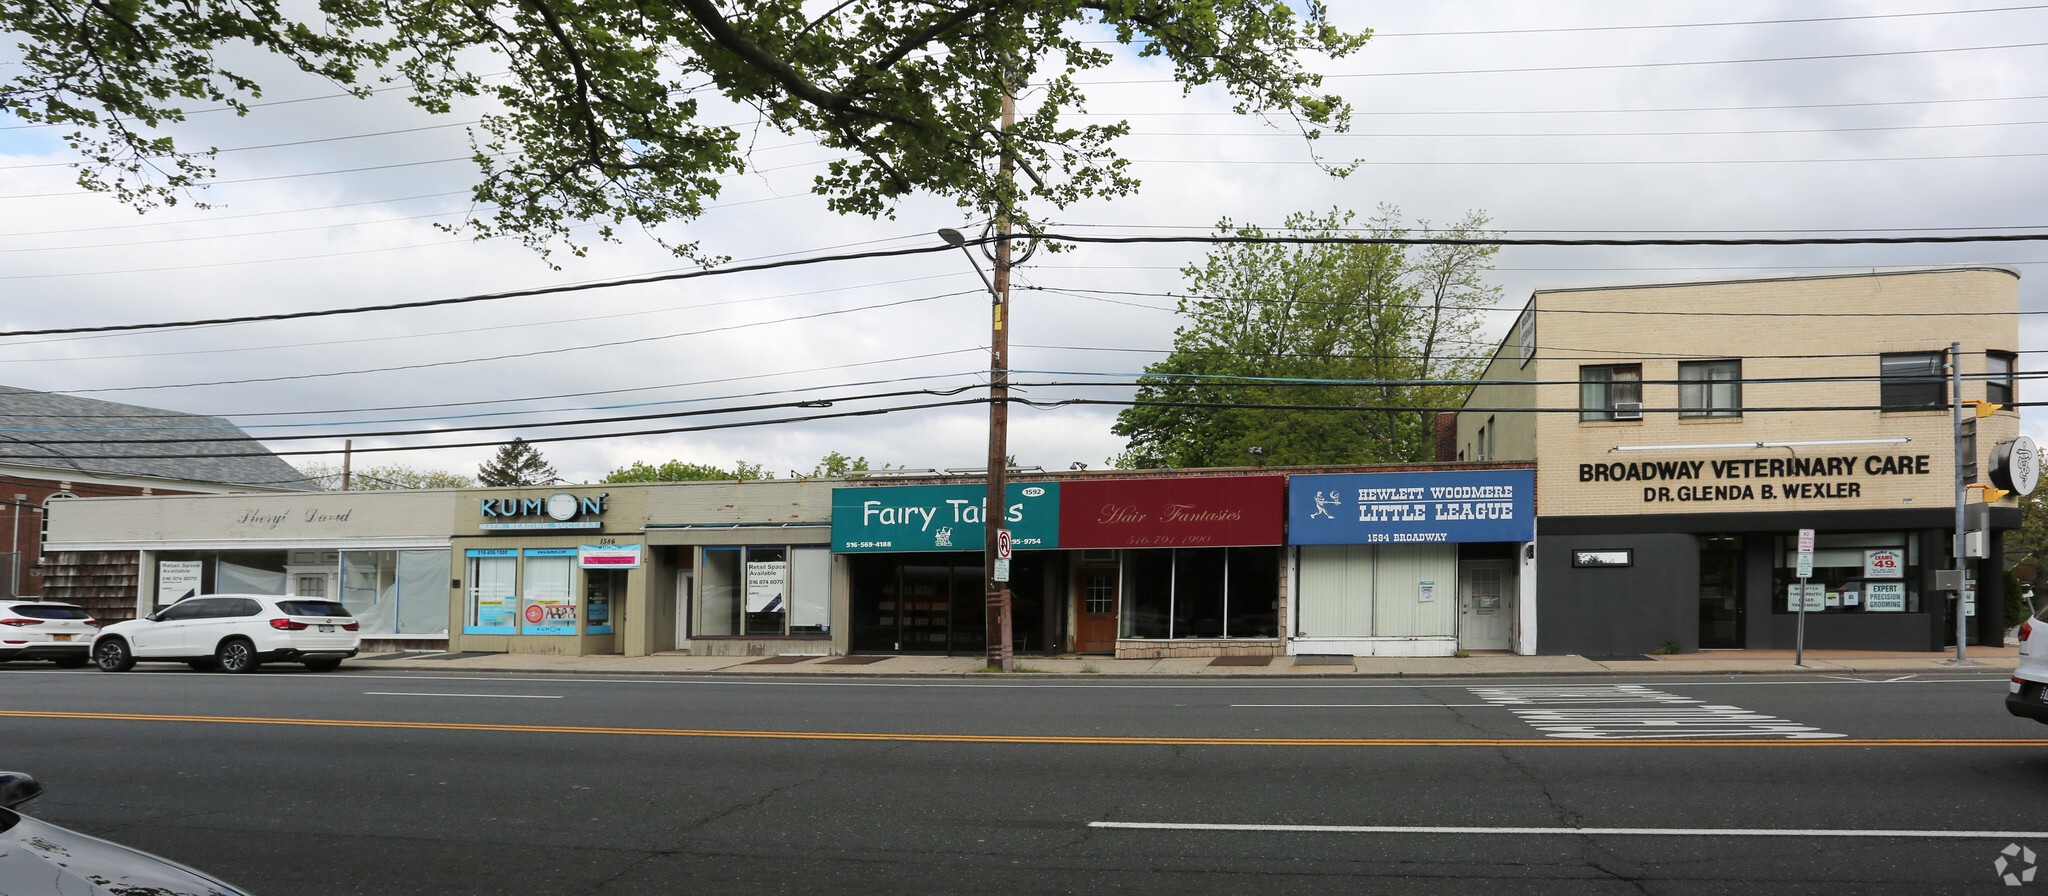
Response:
843,541,894,549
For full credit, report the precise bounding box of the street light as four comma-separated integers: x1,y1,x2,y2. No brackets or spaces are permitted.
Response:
938,223,1015,673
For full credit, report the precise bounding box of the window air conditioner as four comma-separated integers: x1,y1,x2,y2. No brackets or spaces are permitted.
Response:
1611,401,1643,420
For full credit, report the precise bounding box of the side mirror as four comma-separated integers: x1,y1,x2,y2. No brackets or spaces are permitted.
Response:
0,772,44,810
144,611,162,622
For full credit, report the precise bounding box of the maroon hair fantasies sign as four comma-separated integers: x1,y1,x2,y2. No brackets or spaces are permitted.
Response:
1057,476,1285,549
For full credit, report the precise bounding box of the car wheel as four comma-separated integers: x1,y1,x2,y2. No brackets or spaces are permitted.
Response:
93,639,135,672
303,659,342,672
216,639,260,674
53,657,89,669
187,659,218,671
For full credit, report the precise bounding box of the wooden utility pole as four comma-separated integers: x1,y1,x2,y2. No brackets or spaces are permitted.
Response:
984,85,1017,673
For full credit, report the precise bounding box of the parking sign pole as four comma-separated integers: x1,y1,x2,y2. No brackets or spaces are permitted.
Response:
1795,528,1813,667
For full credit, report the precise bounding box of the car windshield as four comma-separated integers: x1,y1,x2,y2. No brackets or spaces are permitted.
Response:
8,605,89,620
276,601,352,618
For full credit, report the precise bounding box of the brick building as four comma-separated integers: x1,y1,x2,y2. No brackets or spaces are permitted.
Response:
0,386,317,618
1455,266,2023,654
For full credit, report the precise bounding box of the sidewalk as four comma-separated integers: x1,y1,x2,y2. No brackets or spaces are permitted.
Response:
347,645,2023,678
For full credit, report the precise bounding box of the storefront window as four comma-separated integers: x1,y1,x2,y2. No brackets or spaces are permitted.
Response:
466,550,518,631
695,545,831,637
1774,532,1919,613
217,552,288,594
342,550,450,635
1121,547,1280,640
522,549,577,634
584,568,621,635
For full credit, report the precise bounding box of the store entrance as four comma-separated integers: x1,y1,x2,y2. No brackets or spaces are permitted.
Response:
849,552,1049,655
1699,535,1745,649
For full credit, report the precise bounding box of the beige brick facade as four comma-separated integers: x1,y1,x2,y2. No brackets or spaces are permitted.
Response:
1461,267,2021,518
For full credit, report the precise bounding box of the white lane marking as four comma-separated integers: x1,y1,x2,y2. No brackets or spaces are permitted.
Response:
1231,703,1504,708
1090,822,2048,839
363,692,562,699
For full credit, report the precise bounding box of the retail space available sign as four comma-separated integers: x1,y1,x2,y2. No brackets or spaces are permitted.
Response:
578,543,642,568
1289,469,1535,545
1059,475,1285,548
831,483,1059,552
1579,454,1933,504
479,492,609,530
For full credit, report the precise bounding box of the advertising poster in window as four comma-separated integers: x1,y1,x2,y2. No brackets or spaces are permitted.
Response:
746,560,787,613
1865,582,1907,612
156,560,203,605
520,549,578,635
1864,549,1905,579
1786,583,1825,612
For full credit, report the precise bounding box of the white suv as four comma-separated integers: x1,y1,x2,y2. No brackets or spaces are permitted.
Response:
0,601,101,668
2007,604,2048,723
91,594,360,674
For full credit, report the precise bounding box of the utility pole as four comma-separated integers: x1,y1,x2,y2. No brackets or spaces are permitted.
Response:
1949,342,1971,663
341,439,353,491
983,83,1017,673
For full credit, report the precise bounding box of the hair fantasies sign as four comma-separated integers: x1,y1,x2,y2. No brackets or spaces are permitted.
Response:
1288,470,1535,545
479,492,609,530
1579,454,1933,504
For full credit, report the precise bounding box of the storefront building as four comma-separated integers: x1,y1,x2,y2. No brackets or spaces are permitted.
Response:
1455,266,2023,654
46,466,1543,659
1288,468,1537,656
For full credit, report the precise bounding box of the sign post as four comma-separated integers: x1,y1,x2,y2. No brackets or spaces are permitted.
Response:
1795,528,1814,666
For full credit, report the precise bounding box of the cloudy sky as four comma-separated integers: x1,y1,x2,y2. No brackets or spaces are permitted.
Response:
2,2,2043,487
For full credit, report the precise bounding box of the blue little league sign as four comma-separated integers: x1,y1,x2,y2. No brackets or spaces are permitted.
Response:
1289,470,1534,545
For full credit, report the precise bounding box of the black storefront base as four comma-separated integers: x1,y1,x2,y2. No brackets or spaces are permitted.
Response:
1537,507,2017,655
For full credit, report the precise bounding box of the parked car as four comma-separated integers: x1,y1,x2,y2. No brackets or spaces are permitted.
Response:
0,770,255,895
2006,604,2048,723
91,594,359,674
0,600,101,668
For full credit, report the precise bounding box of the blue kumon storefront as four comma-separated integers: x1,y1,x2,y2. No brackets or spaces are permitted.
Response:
1287,467,1538,657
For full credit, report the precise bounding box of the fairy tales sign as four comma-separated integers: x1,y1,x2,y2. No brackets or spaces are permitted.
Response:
1580,454,1934,504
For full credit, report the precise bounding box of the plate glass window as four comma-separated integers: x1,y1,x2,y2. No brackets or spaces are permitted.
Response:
1879,351,1946,412
1579,364,1641,421
1679,360,1742,418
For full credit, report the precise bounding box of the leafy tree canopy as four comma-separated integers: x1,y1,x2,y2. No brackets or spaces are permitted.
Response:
602,459,773,483
601,451,893,483
295,461,476,491
1111,206,1500,469
2,1,1366,261
477,438,560,486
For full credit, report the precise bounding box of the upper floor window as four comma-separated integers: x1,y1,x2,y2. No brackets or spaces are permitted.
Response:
1679,360,1742,418
1987,351,2017,407
1879,352,1946,412
1580,364,1642,421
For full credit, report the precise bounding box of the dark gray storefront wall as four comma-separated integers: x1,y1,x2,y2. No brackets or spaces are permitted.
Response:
1539,507,2018,655
1537,533,1699,656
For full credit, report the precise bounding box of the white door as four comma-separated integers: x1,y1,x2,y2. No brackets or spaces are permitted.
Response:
1458,563,1513,651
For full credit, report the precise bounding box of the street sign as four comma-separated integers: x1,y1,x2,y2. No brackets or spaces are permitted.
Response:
993,558,1011,582
1795,528,1814,579
996,528,1012,560
1797,529,1815,554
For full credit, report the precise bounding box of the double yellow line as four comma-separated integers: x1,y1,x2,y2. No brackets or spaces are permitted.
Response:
3,710,2040,747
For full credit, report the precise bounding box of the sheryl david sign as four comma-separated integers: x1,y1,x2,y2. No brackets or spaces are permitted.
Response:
831,483,1059,553
1289,469,1535,545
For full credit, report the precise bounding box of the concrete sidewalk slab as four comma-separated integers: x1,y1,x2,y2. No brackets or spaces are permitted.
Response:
342,647,2020,679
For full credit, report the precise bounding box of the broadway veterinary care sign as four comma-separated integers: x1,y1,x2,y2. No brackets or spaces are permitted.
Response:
1579,454,1934,505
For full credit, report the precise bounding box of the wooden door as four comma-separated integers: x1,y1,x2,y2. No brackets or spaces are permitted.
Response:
1075,566,1119,653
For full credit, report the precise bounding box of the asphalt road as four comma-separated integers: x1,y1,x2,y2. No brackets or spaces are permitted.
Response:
3,665,2045,895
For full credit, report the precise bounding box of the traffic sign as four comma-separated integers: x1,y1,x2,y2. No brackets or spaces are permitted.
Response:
996,528,1012,560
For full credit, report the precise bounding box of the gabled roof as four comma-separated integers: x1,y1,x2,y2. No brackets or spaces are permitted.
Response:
0,386,318,492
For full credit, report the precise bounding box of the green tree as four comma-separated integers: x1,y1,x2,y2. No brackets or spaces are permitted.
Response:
2,2,1366,261
477,438,560,487
601,459,773,483
1111,206,1499,469
807,451,896,478
295,461,476,490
